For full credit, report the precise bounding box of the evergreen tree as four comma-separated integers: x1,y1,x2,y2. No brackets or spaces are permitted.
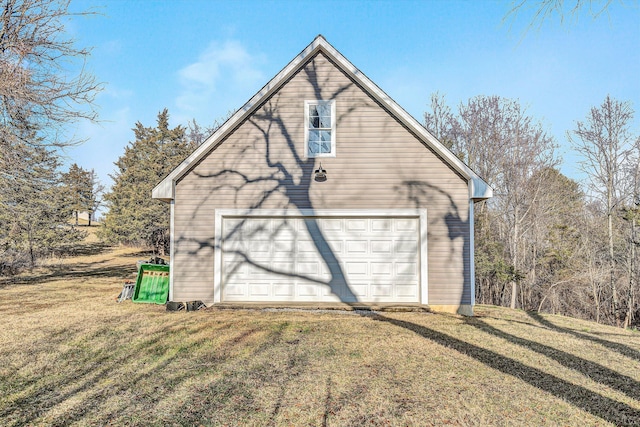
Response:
61,163,92,226
99,109,195,253
0,141,85,271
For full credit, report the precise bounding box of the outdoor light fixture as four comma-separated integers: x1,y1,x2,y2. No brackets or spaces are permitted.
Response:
314,162,327,182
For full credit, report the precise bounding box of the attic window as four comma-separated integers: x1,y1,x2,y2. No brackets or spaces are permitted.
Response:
305,100,336,157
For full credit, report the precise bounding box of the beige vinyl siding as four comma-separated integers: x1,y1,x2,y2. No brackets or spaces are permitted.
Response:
172,52,471,305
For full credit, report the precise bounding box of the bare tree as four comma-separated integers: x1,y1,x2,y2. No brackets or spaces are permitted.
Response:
86,168,104,225
0,0,102,150
505,0,624,31
187,110,237,146
423,92,457,150
425,95,558,310
620,136,640,327
569,95,636,326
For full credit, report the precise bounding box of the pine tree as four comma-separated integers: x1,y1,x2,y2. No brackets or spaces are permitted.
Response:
60,164,104,226
61,163,92,226
99,109,195,253
0,141,85,271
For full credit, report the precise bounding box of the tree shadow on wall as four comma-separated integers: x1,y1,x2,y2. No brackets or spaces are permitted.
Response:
399,179,470,307
182,54,368,303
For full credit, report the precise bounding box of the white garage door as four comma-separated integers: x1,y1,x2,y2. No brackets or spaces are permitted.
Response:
218,212,422,303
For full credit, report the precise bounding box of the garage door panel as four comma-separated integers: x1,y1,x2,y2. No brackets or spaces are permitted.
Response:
274,283,294,297
396,284,419,298
224,259,247,275
345,262,368,276
346,219,367,232
297,240,317,252
346,240,367,254
371,219,391,231
247,240,271,254
395,239,418,253
297,239,344,255
371,284,393,297
396,262,418,276
224,283,246,297
319,218,343,232
220,215,421,303
371,262,392,276
371,240,392,254
350,283,369,299
297,261,321,275
249,284,270,297
297,284,318,297
395,219,418,232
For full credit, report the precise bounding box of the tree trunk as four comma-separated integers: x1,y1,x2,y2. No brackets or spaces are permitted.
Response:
510,281,517,309
625,216,636,328
510,206,519,310
28,227,35,268
592,276,601,324
609,208,621,326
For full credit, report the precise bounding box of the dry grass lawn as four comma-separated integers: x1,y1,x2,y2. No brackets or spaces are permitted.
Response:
1,236,639,426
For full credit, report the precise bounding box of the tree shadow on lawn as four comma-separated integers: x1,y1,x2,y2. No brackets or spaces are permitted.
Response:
373,314,640,427
0,318,267,426
463,316,640,402
526,311,640,363
54,242,112,258
0,262,137,288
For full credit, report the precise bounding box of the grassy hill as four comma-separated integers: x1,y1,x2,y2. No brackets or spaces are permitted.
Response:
0,242,638,426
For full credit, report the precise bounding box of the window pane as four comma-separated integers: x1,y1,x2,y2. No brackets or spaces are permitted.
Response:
320,131,331,153
309,116,320,128
309,105,319,117
308,140,318,155
319,115,331,128
317,104,330,117
309,130,319,142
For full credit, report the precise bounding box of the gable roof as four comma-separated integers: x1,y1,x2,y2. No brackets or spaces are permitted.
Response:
153,35,493,202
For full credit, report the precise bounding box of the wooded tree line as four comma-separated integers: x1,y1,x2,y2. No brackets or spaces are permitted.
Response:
0,0,103,272
425,94,640,327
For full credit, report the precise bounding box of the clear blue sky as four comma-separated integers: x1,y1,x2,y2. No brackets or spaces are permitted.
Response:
63,0,640,193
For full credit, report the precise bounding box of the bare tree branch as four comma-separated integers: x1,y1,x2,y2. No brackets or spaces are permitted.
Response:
0,0,103,149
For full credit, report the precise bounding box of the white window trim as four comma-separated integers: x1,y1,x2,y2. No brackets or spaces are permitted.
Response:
304,100,336,158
